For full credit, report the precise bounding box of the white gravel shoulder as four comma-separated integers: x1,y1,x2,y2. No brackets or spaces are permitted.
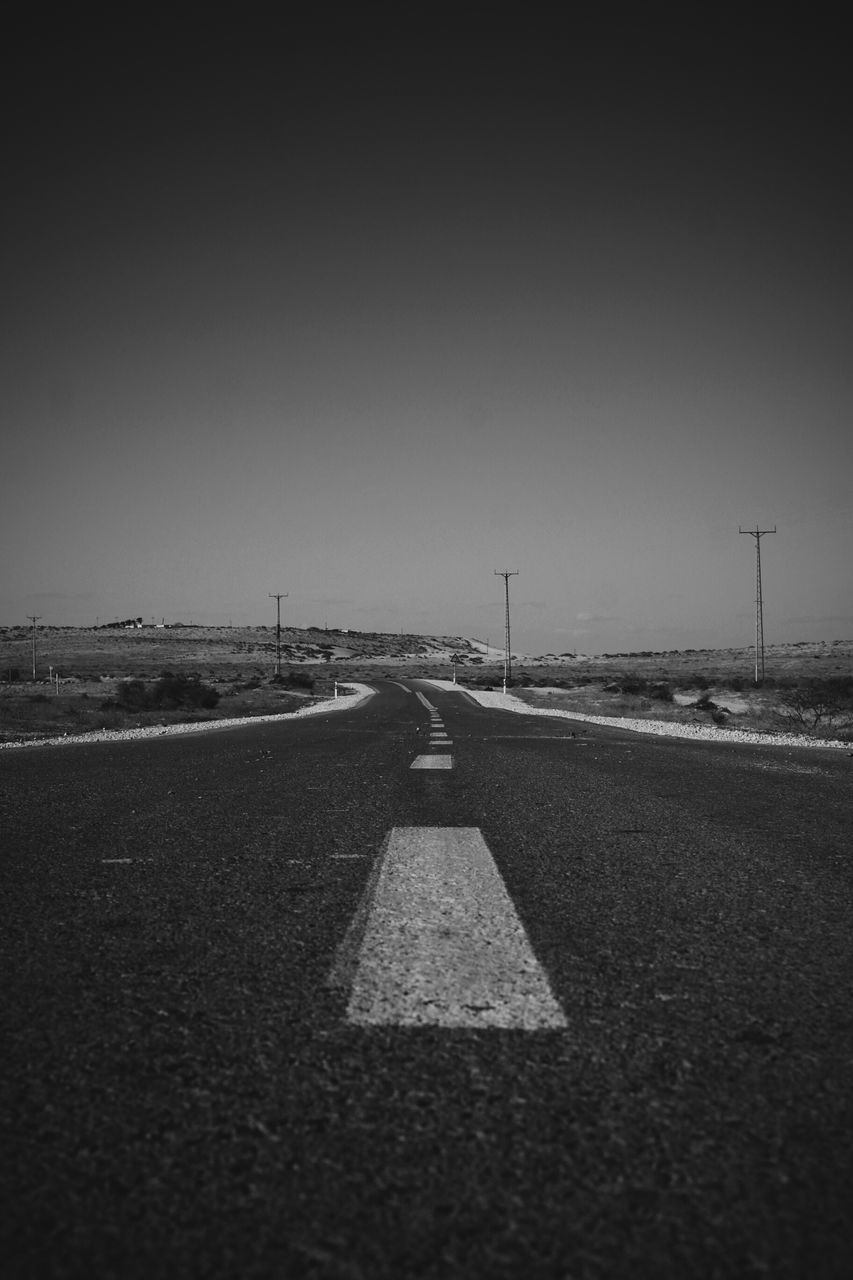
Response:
424,681,850,751
0,683,376,750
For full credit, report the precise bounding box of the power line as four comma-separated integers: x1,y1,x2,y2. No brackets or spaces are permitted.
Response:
494,570,518,693
739,525,776,683
268,593,288,677
26,615,41,680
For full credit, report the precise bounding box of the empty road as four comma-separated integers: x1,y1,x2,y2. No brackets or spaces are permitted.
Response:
3,680,852,1278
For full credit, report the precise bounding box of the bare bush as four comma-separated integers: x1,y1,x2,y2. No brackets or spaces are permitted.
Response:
649,682,674,702
108,673,220,712
774,678,853,735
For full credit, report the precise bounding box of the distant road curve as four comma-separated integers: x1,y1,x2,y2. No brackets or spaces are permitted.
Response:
424,680,851,751
0,683,376,751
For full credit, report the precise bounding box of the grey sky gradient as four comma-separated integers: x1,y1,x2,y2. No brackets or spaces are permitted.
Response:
3,9,851,654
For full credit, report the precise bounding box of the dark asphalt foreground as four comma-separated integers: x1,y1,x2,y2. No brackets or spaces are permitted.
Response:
2,680,852,1279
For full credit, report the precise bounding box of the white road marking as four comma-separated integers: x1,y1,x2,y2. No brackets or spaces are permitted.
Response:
339,827,567,1029
415,691,437,711
411,754,453,769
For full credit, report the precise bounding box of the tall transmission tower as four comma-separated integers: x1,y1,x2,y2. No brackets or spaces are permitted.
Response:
268,592,288,677
739,525,776,683
27,615,41,680
494,570,518,693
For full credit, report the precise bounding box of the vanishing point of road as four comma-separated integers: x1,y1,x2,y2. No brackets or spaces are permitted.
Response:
3,679,852,1279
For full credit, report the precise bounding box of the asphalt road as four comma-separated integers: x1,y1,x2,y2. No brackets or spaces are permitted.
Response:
3,679,852,1279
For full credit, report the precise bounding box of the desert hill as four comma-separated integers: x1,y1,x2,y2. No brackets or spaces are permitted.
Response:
0,624,849,684
0,625,491,680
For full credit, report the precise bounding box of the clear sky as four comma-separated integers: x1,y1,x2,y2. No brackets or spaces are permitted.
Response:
3,9,851,655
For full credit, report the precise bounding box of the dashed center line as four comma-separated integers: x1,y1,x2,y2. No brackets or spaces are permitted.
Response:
410,699,454,766
411,754,453,769
335,827,567,1029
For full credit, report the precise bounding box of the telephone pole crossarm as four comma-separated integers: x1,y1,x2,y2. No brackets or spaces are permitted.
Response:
739,525,776,683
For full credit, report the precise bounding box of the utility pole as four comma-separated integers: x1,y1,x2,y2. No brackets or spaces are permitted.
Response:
739,525,776,683
268,593,288,677
27,615,41,680
494,570,518,693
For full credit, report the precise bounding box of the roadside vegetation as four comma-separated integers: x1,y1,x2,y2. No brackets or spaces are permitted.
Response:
461,670,853,742
0,669,330,744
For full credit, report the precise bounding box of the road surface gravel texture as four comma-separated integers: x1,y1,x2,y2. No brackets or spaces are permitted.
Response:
2,679,851,1279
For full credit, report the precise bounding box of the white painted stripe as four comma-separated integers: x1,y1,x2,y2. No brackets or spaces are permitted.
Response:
411,754,453,769
429,737,452,746
343,827,567,1029
415,691,436,711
